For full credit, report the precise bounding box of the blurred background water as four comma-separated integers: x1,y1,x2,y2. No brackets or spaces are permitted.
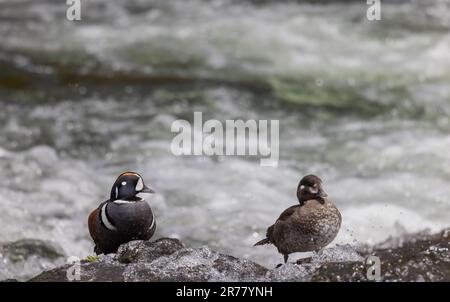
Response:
1,0,450,280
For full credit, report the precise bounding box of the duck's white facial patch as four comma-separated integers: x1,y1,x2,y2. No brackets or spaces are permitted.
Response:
309,187,319,194
135,177,144,191
121,181,127,186
300,185,305,190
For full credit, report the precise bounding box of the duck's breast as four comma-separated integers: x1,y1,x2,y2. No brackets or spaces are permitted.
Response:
277,199,341,253
107,200,154,236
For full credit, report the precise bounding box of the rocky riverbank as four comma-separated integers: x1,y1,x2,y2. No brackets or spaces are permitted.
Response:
25,228,450,282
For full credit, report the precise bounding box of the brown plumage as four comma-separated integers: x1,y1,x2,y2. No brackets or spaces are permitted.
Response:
88,208,99,243
254,175,341,263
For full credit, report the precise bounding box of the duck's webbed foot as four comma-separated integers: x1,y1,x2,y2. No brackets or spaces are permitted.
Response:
275,254,290,268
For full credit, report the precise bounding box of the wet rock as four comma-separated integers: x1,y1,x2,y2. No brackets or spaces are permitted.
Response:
27,229,450,282
30,254,126,282
122,246,268,282
266,245,364,282
313,228,450,282
311,244,364,263
212,254,268,281
266,263,313,282
30,238,268,282
311,262,367,282
116,238,184,264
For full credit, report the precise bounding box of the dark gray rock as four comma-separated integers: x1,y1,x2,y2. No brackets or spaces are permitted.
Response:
312,228,450,282
116,238,184,264
30,254,126,282
266,244,364,282
29,238,268,282
120,244,269,282
27,229,450,282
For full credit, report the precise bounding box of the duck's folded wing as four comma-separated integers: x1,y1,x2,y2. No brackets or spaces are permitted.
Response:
276,205,299,222
271,205,300,244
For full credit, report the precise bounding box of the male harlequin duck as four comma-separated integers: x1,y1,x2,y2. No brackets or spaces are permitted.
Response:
254,175,341,264
88,172,156,255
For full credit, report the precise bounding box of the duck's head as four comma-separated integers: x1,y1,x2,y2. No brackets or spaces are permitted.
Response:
110,172,154,201
297,174,327,204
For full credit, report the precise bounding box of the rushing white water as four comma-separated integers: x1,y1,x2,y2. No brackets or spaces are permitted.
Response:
0,0,450,280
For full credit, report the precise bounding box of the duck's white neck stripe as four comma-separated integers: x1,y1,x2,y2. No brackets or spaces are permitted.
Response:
113,200,132,204
100,203,117,231
113,197,144,204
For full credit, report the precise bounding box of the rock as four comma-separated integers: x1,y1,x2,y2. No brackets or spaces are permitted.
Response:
27,229,450,282
121,244,268,282
30,253,126,282
266,263,314,282
30,238,268,282
266,244,364,282
311,244,364,263
312,228,450,282
116,238,184,264
121,247,255,282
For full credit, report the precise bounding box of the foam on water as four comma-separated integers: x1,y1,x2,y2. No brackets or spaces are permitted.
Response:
1,90,450,278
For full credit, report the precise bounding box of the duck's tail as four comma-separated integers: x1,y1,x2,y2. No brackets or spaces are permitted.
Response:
254,238,271,246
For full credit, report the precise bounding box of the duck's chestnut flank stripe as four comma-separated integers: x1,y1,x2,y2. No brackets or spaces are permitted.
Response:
88,208,99,240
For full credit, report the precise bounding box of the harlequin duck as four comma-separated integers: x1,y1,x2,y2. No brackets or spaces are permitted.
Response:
254,175,341,264
88,172,156,255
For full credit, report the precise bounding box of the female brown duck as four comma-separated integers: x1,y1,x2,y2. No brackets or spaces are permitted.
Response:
255,175,341,264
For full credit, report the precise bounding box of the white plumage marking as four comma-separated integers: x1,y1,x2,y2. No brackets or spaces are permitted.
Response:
136,177,144,191
121,181,127,186
100,203,117,231
309,187,319,194
149,212,155,231
113,200,132,204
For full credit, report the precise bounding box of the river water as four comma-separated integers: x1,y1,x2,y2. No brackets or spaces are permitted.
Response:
1,0,450,280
